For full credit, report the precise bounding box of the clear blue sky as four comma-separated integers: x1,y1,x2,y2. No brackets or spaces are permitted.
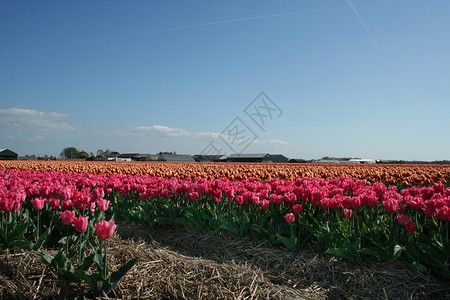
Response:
1,0,449,160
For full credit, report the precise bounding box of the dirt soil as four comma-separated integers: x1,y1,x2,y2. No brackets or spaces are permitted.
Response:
1,223,449,299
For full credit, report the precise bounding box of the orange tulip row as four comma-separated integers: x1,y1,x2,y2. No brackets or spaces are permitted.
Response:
1,160,449,186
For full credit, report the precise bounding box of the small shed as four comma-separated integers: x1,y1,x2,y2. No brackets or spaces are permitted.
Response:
227,153,288,163
0,148,18,160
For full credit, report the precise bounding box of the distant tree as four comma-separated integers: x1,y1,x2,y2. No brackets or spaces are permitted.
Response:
86,152,96,161
60,147,80,159
97,149,113,159
79,151,89,160
97,149,105,157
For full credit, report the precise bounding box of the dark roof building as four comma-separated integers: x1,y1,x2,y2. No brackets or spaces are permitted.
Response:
227,153,288,163
145,154,160,161
118,153,146,161
193,155,227,162
289,158,307,163
157,153,195,162
0,148,18,160
312,159,341,164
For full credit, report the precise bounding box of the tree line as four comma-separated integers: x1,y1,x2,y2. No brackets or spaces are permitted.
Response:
60,147,115,161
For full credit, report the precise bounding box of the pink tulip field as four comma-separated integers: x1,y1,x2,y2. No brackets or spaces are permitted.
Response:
1,165,450,295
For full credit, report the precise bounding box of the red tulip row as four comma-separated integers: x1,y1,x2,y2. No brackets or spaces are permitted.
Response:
1,169,449,231
1,170,117,240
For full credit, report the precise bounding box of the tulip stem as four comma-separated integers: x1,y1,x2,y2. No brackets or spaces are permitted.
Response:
446,221,448,244
36,211,40,241
388,213,393,237
104,239,108,280
66,227,69,255
78,232,82,266
4,212,8,262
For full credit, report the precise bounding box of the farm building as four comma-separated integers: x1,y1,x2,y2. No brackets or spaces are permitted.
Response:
157,153,195,162
0,148,18,160
193,155,227,162
348,159,378,164
289,158,307,163
145,154,160,161
105,152,121,161
227,153,289,163
312,159,341,164
117,153,146,162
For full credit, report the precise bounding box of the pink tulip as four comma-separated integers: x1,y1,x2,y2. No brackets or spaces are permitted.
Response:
251,194,260,206
31,197,46,210
292,204,303,214
432,183,445,194
422,200,436,218
311,189,324,206
95,220,117,239
235,195,244,205
341,196,354,210
397,214,409,225
59,210,76,225
343,209,352,219
48,198,60,209
62,200,73,210
383,199,398,213
284,213,295,224
373,182,387,200
405,196,422,210
120,189,128,197
225,188,235,200
320,198,331,210
361,191,378,207
214,189,222,199
188,192,199,200
161,189,170,198
437,206,450,221
404,220,416,233
93,187,105,200
60,187,73,201
274,194,284,205
284,192,297,204
14,201,22,210
96,198,110,211
0,196,15,211
73,215,89,232
258,190,269,200
269,193,279,203
260,199,270,210
351,196,362,210
139,192,150,201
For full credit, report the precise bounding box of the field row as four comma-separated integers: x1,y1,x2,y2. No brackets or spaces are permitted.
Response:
1,160,450,186
1,167,449,280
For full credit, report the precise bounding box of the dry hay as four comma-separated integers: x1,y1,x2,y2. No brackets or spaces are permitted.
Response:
0,223,449,299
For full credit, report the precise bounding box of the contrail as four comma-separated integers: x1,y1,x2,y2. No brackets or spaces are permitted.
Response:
346,0,377,46
2,6,347,56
